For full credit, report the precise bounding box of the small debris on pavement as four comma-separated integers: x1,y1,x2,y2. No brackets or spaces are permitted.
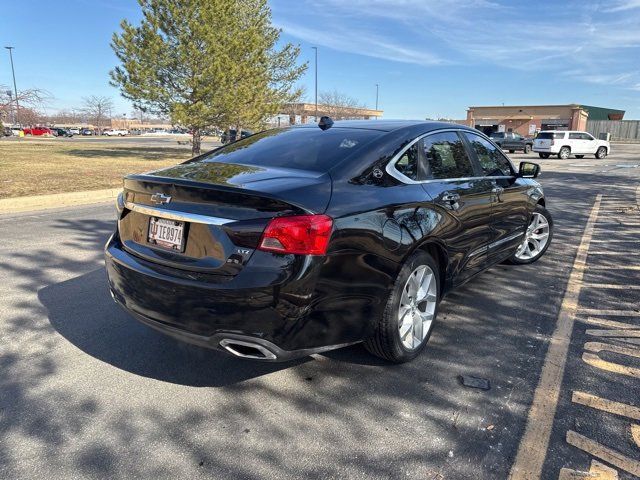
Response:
486,425,495,431
459,375,491,390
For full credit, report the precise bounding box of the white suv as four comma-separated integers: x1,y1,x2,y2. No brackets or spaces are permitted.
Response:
104,129,129,136
533,130,609,160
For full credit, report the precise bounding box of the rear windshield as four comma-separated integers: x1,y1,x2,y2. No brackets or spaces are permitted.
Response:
537,132,565,139
490,132,505,138
199,127,382,172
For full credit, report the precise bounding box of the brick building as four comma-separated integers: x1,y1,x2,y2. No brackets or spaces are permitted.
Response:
462,104,625,136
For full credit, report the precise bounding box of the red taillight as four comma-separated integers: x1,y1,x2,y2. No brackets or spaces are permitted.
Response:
258,215,333,255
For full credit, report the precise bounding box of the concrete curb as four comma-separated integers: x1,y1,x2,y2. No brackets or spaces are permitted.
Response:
0,188,120,214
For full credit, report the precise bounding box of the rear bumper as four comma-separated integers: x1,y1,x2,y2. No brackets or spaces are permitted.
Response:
532,146,558,153
104,233,364,360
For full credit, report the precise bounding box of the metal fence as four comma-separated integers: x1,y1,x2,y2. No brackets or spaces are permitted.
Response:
586,120,640,141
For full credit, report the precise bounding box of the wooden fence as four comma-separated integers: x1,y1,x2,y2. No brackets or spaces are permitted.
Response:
586,120,640,141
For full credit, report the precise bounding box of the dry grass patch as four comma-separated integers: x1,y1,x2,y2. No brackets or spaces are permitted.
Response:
0,139,193,198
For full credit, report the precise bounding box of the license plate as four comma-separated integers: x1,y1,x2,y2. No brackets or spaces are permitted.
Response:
148,217,185,252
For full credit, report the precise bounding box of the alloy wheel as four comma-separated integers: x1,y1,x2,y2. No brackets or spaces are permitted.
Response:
515,212,550,261
559,147,570,159
398,265,437,350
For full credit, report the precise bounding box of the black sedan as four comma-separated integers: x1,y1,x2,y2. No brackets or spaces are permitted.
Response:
105,119,552,363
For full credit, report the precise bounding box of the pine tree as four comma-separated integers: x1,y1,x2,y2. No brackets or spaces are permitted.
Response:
110,0,307,155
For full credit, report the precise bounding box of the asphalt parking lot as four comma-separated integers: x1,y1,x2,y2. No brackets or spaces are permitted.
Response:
1,144,638,479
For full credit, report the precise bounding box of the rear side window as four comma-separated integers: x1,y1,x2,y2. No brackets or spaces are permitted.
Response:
395,143,420,180
421,132,475,180
463,133,513,176
199,127,382,172
538,132,565,140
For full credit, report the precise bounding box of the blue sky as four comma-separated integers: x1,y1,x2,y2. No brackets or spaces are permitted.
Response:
2,0,639,119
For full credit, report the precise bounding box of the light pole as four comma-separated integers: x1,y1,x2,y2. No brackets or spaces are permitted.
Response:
375,83,379,111
312,46,318,121
5,46,19,125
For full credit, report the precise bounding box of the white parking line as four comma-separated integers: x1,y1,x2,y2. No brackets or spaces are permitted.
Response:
509,194,602,480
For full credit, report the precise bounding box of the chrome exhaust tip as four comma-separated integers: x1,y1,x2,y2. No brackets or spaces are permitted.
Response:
219,339,278,360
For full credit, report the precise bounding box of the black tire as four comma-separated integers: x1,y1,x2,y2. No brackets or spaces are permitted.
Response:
524,144,531,154
558,146,571,159
364,250,440,363
575,155,584,159
539,153,550,159
509,149,515,153
595,146,607,159
504,204,553,265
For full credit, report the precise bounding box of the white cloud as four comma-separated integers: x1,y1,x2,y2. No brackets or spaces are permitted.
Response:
604,0,640,12
274,0,640,92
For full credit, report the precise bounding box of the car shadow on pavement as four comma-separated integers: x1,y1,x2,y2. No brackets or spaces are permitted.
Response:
38,268,307,387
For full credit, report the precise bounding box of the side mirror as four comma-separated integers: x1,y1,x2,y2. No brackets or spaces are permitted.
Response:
519,161,540,178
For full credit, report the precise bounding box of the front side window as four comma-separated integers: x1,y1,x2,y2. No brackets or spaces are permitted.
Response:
421,132,475,180
463,133,513,177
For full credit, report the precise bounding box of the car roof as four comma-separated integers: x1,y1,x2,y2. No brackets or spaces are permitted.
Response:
292,119,466,133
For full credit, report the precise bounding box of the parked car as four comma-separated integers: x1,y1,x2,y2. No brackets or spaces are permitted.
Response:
2,127,12,137
80,128,94,136
533,130,609,159
105,119,552,363
104,129,129,136
51,127,73,137
220,128,253,144
69,128,81,135
490,131,533,153
23,126,53,136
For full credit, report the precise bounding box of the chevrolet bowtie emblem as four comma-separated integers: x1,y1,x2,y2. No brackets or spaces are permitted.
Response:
150,193,172,205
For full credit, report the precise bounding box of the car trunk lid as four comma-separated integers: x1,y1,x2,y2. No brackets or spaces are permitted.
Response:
118,161,332,275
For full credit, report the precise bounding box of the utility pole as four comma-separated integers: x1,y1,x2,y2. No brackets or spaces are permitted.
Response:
5,46,19,125
375,83,379,111
312,46,318,121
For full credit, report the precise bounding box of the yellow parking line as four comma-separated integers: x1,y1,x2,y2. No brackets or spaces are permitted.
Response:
588,251,640,255
572,391,640,420
579,317,640,329
632,425,640,448
582,284,640,289
566,430,640,477
585,329,640,337
589,239,640,243
509,194,602,480
583,341,640,378
578,309,640,316
586,265,640,270
559,461,619,480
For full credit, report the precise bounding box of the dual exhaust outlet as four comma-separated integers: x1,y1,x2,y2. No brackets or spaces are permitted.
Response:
219,338,278,360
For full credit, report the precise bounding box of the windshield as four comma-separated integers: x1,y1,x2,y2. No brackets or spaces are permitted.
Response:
198,127,383,172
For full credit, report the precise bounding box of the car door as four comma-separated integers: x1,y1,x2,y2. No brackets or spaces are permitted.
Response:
418,130,495,285
568,132,586,154
462,132,530,264
581,132,598,153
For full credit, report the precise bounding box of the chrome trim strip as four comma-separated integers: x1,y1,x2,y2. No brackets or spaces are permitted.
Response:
488,231,524,249
385,128,516,185
124,201,233,225
467,231,525,258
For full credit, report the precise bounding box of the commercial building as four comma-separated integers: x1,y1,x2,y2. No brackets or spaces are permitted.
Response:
463,104,625,136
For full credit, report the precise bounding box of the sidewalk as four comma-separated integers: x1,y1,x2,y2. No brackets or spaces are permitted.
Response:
0,188,120,214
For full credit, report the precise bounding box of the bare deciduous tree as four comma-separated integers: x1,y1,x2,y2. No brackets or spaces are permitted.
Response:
81,95,114,133
318,90,365,119
0,85,51,125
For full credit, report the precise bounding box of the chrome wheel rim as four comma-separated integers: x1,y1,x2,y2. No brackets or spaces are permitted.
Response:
398,265,437,350
560,148,570,159
515,212,550,260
